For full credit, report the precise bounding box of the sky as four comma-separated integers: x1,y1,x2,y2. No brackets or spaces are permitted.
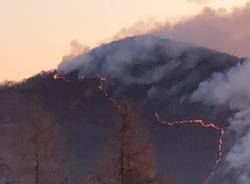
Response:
0,0,249,81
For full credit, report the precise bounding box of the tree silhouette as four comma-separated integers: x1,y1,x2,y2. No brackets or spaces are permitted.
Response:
86,102,168,184
118,102,168,184
0,102,70,184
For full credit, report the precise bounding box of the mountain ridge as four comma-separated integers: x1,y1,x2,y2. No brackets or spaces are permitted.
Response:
0,36,245,184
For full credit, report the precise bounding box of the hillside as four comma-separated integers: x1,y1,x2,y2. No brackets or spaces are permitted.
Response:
0,36,244,184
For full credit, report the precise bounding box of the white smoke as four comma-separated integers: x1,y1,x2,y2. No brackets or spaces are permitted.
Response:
192,60,250,184
64,40,90,61
57,36,192,85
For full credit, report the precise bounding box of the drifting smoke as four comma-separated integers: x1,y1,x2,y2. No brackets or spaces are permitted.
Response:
153,3,250,58
186,0,210,5
100,18,166,45
109,3,250,58
62,40,89,62
192,60,250,184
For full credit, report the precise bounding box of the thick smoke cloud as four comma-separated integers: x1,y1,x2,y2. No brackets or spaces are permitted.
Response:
58,36,193,85
192,60,250,184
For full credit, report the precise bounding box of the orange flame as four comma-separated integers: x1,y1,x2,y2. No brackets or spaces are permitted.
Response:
97,76,120,107
155,112,224,184
53,73,61,80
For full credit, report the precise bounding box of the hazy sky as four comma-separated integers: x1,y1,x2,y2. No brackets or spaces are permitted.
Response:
0,0,248,81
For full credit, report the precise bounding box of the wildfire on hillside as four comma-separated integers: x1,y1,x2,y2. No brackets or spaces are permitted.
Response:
155,112,224,184
52,73,225,184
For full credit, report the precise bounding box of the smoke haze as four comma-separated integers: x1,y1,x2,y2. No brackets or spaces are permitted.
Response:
108,2,250,58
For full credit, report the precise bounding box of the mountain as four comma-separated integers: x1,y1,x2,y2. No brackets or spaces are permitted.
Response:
0,36,244,184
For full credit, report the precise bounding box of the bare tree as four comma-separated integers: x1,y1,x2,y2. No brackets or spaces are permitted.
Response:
0,102,71,184
119,102,164,184
27,104,70,184
86,102,168,184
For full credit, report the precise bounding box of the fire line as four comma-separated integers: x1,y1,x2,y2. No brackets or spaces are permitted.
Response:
155,112,224,184
53,73,225,184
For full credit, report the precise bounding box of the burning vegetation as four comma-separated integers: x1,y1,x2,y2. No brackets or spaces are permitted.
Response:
81,77,224,184
155,112,224,184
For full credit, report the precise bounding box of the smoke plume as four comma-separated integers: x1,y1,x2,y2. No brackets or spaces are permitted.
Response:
192,60,250,184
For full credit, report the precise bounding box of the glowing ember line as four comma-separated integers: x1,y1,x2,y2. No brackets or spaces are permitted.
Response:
155,112,224,184
97,76,121,109
98,77,224,184
52,73,121,110
53,73,224,184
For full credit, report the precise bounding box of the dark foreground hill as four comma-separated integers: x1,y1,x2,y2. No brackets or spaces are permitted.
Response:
0,36,244,184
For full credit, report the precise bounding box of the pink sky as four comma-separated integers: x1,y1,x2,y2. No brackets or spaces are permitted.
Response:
0,0,248,81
